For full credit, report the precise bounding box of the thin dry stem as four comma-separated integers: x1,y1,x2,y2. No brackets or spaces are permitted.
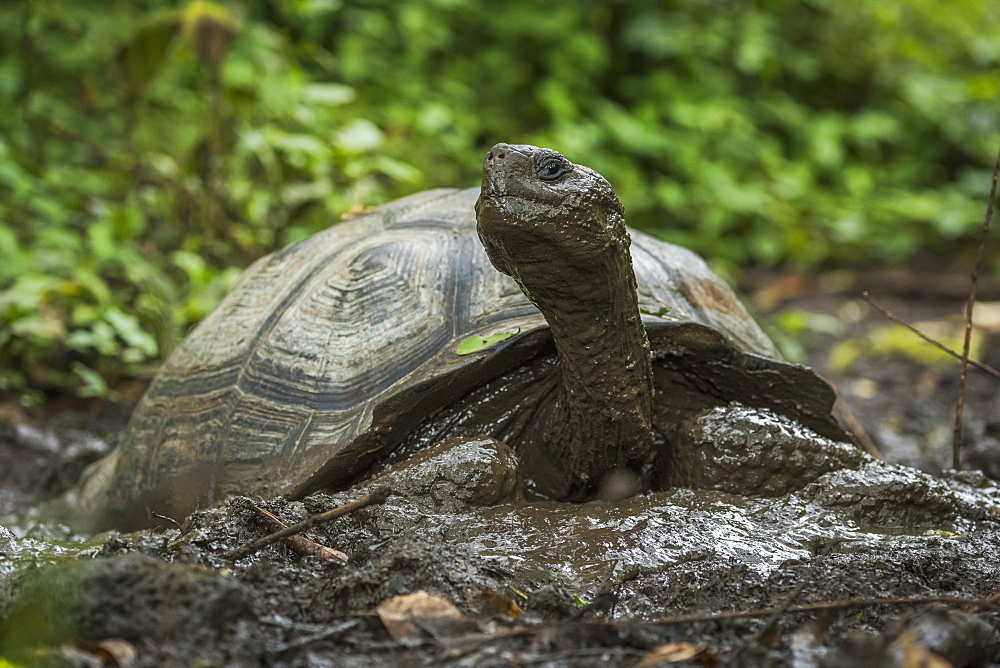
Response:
861,292,1000,379
834,394,884,460
226,487,390,561
649,595,1000,626
953,145,1000,468
249,502,349,563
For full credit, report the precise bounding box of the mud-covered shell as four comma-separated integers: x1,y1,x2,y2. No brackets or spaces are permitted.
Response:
76,187,776,528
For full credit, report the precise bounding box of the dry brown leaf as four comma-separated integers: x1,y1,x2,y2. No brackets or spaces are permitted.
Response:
478,588,523,619
376,590,472,641
77,638,138,667
640,641,710,666
894,632,955,668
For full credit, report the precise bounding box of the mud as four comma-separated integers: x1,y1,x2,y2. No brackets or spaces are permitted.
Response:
3,425,1000,666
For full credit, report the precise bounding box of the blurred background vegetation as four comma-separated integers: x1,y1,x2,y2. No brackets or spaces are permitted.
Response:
1,0,998,400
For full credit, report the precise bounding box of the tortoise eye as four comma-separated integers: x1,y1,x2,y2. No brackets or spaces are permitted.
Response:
537,158,569,182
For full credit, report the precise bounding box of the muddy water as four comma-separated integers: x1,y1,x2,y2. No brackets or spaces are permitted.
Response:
342,433,999,590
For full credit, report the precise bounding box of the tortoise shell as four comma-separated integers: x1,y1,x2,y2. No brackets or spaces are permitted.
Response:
74,187,783,529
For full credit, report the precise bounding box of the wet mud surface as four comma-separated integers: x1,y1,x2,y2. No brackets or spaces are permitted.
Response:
3,284,1000,666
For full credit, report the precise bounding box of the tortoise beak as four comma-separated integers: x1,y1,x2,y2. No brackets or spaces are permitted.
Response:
481,143,511,197
481,143,535,197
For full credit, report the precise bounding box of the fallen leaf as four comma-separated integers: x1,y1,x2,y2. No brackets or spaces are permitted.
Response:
456,331,517,355
640,641,710,666
478,589,523,619
894,631,954,668
507,585,529,600
376,590,473,641
77,638,138,667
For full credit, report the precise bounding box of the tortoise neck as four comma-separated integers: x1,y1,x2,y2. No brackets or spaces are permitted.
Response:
515,233,655,499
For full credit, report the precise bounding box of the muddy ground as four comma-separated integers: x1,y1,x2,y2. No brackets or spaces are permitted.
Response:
1,269,1000,667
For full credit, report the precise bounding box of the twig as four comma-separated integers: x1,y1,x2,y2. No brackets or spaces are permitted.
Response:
150,512,181,528
970,588,1000,614
225,487,391,561
268,620,360,654
648,595,1000,626
833,394,883,460
249,502,349,563
753,539,844,647
861,292,1000,380
442,595,1000,660
954,144,1000,469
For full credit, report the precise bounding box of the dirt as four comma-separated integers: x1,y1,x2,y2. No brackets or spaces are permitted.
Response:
2,274,1000,667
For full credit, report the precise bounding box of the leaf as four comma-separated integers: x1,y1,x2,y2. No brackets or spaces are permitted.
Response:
335,119,384,152
640,306,671,318
104,308,158,358
375,591,473,642
478,589,523,619
507,585,529,600
302,83,356,106
456,331,517,355
73,362,111,398
115,12,181,96
77,638,138,668
640,642,710,666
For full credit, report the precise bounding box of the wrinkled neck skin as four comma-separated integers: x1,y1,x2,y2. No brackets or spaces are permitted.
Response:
477,193,654,501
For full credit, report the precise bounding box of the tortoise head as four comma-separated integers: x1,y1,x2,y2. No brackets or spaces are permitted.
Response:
475,143,629,284
475,144,653,499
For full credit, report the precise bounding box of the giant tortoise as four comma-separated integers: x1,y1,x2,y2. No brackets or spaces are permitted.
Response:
71,143,848,531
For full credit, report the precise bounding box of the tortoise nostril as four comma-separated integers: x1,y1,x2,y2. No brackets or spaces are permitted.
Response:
487,151,494,161
498,152,505,159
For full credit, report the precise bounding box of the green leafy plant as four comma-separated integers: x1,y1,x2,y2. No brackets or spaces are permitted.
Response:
1,0,997,398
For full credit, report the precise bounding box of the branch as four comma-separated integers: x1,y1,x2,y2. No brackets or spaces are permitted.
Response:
954,144,1000,468
834,394,884,460
225,487,391,561
648,595,1000,626
248,502,348,563
861,292,1000,380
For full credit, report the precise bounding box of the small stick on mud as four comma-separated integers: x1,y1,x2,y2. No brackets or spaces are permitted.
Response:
249,502,349,563
970,588,1000,614
953,144,1000,469
833,394,883,460
269,619,361,654
752,539,845,648
150,512,182,528
226,487,391,562
648,594,1000,626
860,292,1000,379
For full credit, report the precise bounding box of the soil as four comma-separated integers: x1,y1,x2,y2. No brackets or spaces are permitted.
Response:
2,270,1000,667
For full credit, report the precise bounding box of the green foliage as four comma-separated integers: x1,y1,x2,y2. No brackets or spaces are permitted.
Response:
639,307,671,318
455,331,517,355
1,0,998,397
